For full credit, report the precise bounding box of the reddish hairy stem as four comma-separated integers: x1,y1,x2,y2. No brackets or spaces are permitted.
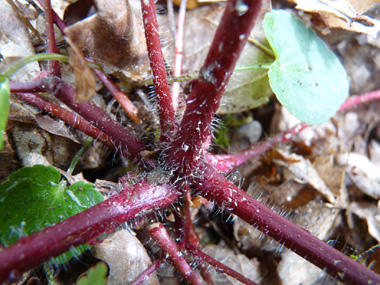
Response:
140,0,177,141
0,182,180,283
93,69,142,124
205,123,308,173
148,223,203,285
43,0,60,77
192,164,380,284
53,80,147,162
130,259,163,285
168,0,262,173
10,78,49,93
14,92,114,149
187,244,258,285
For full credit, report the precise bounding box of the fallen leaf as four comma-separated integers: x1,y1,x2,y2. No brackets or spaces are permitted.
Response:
94,229,160,285
336,152,380,199
349,202,380,243
274,149,336,203
64,0,149,79
289,0,380,36
65,36,96,103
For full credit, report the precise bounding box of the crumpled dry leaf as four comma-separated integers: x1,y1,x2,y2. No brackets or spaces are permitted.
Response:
289,0,380,36
337,152,380,199
64,0,149,79
94,229,159,285
203,243,261,284
0,0,39,82
65,36,96,103
348,202,380,243
274,149,336,204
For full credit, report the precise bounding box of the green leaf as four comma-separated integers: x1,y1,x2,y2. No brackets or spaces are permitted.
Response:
77,262,108,285
262,10,349,125
0,165,104,264
0,76,10,150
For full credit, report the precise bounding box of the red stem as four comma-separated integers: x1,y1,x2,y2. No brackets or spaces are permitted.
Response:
130,259,163,285
14,92,114,149
140,0,177,142
148,223,203,285
339,89,380,111
187,244,258,285
53,80,148,162
93,69,142,124
0,182,180,283
205,123,308,173
191,163,380,284
43,0,60,77
168,0,262,173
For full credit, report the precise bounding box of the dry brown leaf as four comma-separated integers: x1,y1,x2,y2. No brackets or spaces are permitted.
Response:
337,152,380,199
349,202,380,243
203,243,261,284
94,229,159,285
289,0,380,36
64,0,149,79
274,149,336,204
65,36,96,103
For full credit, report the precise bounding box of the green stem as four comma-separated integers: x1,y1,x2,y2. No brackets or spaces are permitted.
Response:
234,62,272,71
3,53,102,78
67,136,94,174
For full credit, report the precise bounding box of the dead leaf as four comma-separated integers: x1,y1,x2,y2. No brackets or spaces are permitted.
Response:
203,243,261,284
337,152,380,199
274,149,336,204
65,36,96,103
289,0,380,36
64,0,149,79
349,202,380,243
94,229,160,285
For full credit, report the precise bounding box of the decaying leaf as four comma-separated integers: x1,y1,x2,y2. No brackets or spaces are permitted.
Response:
274,149,336,204
94,229,159,285
65,36,96,103
349,202,380,243
203,243,261,284
64,0,149,79
288,0,380,36
337,152,380,199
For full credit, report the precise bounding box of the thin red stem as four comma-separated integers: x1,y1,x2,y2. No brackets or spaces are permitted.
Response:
141,0,177,142
339,89,380,111
93,69,142,124
43,0,60,77
130,259,163,285
0,182,180,283
14,92,114,149
205,123,308,173
191,163,380,284
148,223,203,285
53,80,147,162
187,244,258,285
168,0,263,173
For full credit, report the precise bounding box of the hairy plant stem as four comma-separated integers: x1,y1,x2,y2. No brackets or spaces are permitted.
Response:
131,259,163,285
141,0,177,142
192,163,380,284
53,80,148,162
168,0,263,173
0,182,180,282
43,0,60,77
